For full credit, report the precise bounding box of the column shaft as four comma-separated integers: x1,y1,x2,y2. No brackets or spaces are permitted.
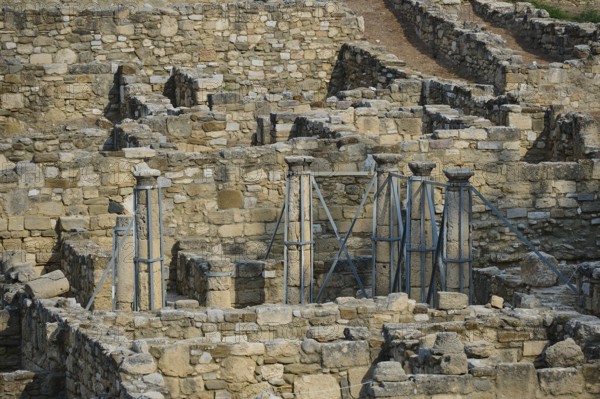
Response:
115,215,134,310
134,168,163,311
284,156,313,304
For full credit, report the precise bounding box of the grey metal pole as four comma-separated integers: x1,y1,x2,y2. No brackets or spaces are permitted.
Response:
408,161,436,303
443,168,474,296
133,166,164,311
284,156,314,304
372,154,403,296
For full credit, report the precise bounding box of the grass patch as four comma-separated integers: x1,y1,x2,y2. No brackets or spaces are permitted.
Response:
574,9,600,23
516,0,600,23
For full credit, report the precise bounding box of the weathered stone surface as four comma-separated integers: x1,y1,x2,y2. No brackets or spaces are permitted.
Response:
372,361,407,382
464,340,496,358
24,270,69,299
120,353,157,375
538,367,584,395
157,345,194,377
220,356,256,383
438,352,468,375
294,374,340,399
217,190,244,209
496,363,537,399
438,292,468,310
322,341,370,368
256,305,293,325
59,216,90,232
543,338,584,367
490,295,504,309
344,326,370,341
431,332,464,355
520,251,559,287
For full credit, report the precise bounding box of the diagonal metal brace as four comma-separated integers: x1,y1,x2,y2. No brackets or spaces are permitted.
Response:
470,186,577,293
316,174,377,302
86,218,134,311
311,175,368,299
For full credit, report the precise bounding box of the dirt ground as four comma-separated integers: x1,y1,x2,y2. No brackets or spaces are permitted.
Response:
343,0,560,84
344,0,472,82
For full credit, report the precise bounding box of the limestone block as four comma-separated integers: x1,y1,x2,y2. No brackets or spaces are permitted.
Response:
256,305,293,325
373,361,407,382
120,353,157,375
124,148,156,159
160,16,179,37
56,48,78,64
259,364,284,381
538,367,583,395
464,340,496,358
523,340,548,357
490,295,504,309
24,270,69,299
220,356,256,383
343,327,370,341
520,251,558,287
24,216,51,230
431,332,464,355
496,363,537,399
30,53,53,64
322,341,370,368
158,345,194,377
513,292,541,309
437,292,468,310
543,338,584,367
294,374,340,399
59,216,89,232
386,293,409,312
438,353,468,375
264,339,301,359
1,93,24,109
217,190,243,209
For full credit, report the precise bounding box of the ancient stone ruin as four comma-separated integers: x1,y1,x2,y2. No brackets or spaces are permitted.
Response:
1,0,600,397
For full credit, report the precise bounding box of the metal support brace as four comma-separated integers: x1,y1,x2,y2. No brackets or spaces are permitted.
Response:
316,174,377,302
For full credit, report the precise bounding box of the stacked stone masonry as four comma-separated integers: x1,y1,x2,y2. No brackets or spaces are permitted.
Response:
0,0,599,398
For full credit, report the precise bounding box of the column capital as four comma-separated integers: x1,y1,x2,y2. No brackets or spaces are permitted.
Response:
444,168,474,184
373,153,403,170
408,161,436,177
134,164,160,179
285,156,314,171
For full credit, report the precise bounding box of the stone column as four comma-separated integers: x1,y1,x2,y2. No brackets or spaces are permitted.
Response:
407,161,436,302
134,167,163,311
115,215,134,311
205,258,233,308
443,168,473,296
373,154,403,296
284,156,313,304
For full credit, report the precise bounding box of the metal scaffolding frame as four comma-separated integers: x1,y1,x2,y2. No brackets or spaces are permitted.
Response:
260,165,579,305
85,185,165,311
133,184,166,311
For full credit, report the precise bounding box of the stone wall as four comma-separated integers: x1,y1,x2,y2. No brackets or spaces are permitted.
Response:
384,0,600,114
176,251,283,308
0,0,364,123
0,306,21,372
473,0,600,60
0,370,63,399
576,261,600,317
8,290,600,399
61,238,112,310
